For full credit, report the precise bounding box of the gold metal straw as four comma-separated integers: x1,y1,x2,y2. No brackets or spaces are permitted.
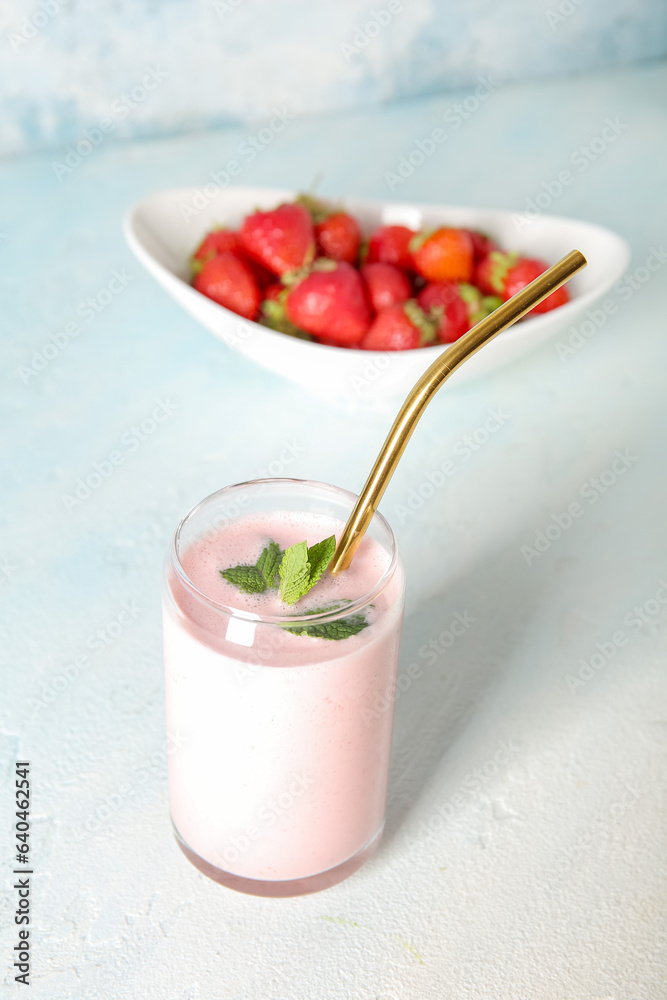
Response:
329,248,588,576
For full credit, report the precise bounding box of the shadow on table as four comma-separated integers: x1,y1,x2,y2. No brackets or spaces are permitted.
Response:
379,525,555,850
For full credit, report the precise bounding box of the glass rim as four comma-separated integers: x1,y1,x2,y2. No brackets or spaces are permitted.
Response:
169,477,400,626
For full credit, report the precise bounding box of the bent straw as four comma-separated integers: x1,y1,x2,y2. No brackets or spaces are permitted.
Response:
329,249,588,576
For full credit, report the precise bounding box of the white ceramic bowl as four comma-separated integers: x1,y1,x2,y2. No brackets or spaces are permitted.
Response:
123,186,629,406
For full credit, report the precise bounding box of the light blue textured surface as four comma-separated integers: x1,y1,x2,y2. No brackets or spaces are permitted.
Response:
1,0,667,156
1,60,666,998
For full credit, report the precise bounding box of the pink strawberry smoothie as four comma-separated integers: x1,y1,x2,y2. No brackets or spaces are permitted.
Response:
163,511,404,884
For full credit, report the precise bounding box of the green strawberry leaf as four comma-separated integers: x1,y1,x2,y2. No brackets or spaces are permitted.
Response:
403,298,437,344
260,299,312,340
220,565,267,594
458,283,481,305
487,250,518,295
295,192,332,225
409,228,435,254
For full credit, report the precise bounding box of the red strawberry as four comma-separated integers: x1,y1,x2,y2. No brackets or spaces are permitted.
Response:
193,251,260,320
244,256,275,290
263,282,285,303
465,229,500,263
366,225,416,271
240,203,314,275
418,282,501,343
417,280,460,313
410,227,474,283
418,281,469,343
361,262,411,314
360,301,437,351
474,251,506,296
191,229,242,273
295,194,362,265
191,227,276,291
475,252,569,314
503,257,570,314
259,284,312,341
315,212,361,264
285,261,371,347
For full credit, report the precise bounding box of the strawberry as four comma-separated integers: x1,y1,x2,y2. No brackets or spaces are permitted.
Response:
285,261,371,347
365,225,416,271
239,203,314,276
259,284,312,341
418,282,501,343
193,251,261,320
503,257,570,314
295,194,362,265
360,301,437,351
244,256,275,290
419,284,469,343
262,282,285,303
417,280,460,313
361,262,411,314
315,212,361,264
191,227,276,291
475,251,506,296
465,229,499,263
410,227,474,283
191,228,242,273
475,252,569,314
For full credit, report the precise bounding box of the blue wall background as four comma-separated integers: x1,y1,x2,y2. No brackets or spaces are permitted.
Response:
2,0,666,158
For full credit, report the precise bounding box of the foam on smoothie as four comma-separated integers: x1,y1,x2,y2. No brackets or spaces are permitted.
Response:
170,512,395,665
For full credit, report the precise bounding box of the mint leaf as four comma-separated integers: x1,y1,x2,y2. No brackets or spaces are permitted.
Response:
286,605,369,640
220,565,267,594
279,540,311,605
222,534,337,606
256,540,282,588
306,535,335,590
